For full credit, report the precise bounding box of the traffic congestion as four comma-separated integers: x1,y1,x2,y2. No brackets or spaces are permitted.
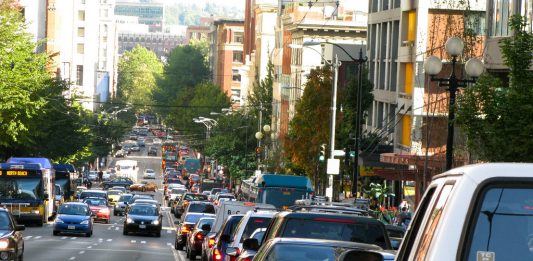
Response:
0,125,403,261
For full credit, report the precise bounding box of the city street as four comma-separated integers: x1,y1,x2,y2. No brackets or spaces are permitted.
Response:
23,145,189,261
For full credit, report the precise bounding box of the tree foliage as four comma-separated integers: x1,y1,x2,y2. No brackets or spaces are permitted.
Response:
285,67,332,176
456,15,533,161
117,46,163,112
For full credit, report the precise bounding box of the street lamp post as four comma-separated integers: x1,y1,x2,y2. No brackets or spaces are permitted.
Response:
423,37,484,171
353,48,368,198
193,117,218,140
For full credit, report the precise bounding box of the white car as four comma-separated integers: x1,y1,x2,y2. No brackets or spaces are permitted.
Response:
153,138,162,145
143,169,156,179
225,210,277,260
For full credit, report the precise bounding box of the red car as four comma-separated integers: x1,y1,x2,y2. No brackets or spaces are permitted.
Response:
186,217,215,259
83,197,110,224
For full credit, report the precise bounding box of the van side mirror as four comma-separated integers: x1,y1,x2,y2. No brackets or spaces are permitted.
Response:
242,238,259,251
219,234,231,243
201,224,211,231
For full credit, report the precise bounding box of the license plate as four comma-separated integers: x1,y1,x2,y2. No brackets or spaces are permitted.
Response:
68,225,75,230
139,225,146,229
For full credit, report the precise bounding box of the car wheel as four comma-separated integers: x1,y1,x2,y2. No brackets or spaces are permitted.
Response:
156,231,161,237
174,240,179,250
86,231,92,237
53,231,59,236
123,230,128,236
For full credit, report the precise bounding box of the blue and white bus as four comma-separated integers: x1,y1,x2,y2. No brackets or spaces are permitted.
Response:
239,174,314,210
0,157,56,226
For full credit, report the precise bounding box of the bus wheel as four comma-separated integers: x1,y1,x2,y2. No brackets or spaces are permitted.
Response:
37,221,43,227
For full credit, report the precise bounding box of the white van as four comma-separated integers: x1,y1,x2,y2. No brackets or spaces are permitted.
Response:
115,160,138,183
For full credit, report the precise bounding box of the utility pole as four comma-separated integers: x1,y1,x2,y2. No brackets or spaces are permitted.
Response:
353,48,367,198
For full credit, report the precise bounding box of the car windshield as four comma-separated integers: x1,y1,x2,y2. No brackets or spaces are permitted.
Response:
84,198,107,206
188,204,215,214
241,217,272,242
266,244,338,261
0,212,12,230
0,178,44,200
196,218,214,230
185,214,209,223
128,206,158,216
108,190,121,195
119,195,132,202
184,194,208,201
282,219,388,249
58,204,89,216
145,169,154,173
80,191,106,199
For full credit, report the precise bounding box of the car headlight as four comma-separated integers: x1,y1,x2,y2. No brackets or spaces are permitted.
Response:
126,218,134,224
80,219,90,225
152,219,159,225
32,209,40,214
0,239,10,249
55,218,64,224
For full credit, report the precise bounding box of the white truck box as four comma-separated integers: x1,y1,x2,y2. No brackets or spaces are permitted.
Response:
212,200,275,233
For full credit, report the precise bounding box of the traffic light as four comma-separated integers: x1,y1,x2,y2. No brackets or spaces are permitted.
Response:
319,144,326,161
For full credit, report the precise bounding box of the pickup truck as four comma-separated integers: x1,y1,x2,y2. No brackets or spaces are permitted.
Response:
396,163,533,261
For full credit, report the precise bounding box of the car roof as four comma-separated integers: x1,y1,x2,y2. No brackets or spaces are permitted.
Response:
185,212,215,217
188,201,213,206
433,162,533,182
269,238,384,250
244,210,277,218
129,203,157,208
120,193,133,197
82,190,106,193
275,211,381,224
62,202,89,206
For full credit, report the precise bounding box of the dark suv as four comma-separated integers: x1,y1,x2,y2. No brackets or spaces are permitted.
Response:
0,209,25,260
260,210,392,250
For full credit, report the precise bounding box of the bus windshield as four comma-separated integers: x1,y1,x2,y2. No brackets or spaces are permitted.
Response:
0,178,44,200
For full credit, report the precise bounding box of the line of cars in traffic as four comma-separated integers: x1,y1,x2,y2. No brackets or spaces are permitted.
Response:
167,186,398,261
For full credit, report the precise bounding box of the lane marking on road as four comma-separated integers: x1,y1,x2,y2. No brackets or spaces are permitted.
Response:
106,239,112,242
79,251,85,254
107,227,112,230
87,246,92,249
170,246,180,261
71,237,77,240
141,241,146,244
34,236,41,239
24,236,32,240
131,240,136,243
98,238,103,241
166,243,172,246
167,230,172,234
61,236,68,239
69,257,76,260
93,243,98,246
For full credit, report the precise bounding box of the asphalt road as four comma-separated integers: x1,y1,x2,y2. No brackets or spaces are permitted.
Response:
23,141,190,261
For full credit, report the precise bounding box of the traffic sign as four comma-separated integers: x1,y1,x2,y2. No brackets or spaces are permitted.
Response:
333,150,345,157
326,159,340,175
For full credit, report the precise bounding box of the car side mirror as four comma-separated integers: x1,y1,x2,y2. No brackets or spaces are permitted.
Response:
220,234,231,243
226,247,238,257
15,225,25,231
242,238,259,251
201,224,211,231
338,250,384,261
91,213,96,217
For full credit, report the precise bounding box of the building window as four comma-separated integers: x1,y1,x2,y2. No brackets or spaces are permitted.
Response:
490,0,513,36
77,43,84,54
465,12,486,36
232,69,241,82
77,27,85,37
78,10,85,21
76,65,83,86
234,32,244,43
233,51,243,63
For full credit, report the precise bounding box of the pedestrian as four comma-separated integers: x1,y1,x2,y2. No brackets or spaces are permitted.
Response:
98,170,103,182
395,207,412,228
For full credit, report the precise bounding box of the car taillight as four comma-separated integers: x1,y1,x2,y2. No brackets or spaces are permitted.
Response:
208,238,215,248
240,258,252,261
229,248,240,261
180,226,190,234
195,234,203,240
213,249,222,261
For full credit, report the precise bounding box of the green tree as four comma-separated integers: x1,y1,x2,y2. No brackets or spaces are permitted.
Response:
456,15,533,161
0,2,49,148
153,45,209,122
285,67,332,179
117,45,163,112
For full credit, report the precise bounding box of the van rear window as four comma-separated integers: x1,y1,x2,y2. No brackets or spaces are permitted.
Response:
282,219,389,249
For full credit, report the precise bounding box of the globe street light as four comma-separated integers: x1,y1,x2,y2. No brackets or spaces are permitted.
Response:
423,37,484,171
